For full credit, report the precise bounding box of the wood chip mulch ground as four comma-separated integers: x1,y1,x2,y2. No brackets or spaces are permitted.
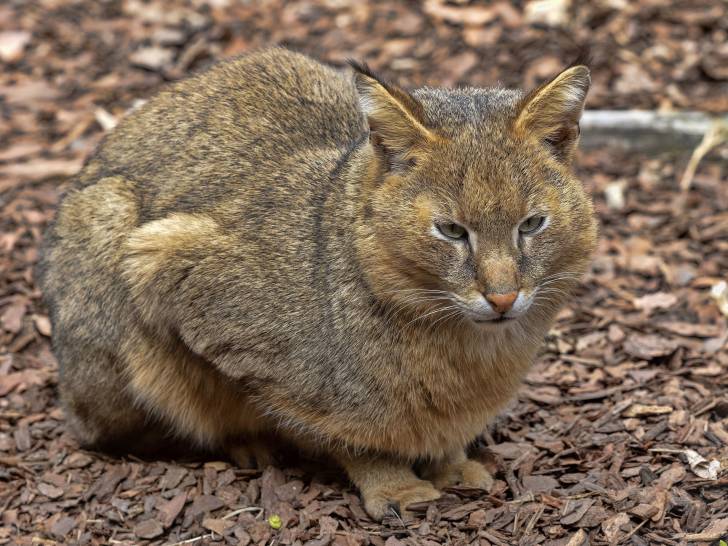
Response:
1,1,727,544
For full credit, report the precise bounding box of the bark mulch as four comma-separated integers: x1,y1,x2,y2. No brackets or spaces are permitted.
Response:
1,1,727,544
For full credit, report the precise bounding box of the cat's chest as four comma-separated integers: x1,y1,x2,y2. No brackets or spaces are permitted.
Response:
405,335,529,411
376,329,536,457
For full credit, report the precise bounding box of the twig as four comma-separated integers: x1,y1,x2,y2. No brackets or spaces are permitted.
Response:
221,506,262,520
506,492,535,505
679,119,728,192
165,534,214,546
523,503,545,537
479,529,511,546
621,519,648,543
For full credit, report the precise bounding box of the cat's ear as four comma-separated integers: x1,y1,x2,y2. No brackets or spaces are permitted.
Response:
349,61,434,171
514,65,590,162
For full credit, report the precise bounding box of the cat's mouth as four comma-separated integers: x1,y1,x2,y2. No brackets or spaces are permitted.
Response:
452,289,536,325
449,297,522,325
472,316,515,324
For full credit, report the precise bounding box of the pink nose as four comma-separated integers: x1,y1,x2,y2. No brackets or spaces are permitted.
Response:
485,291,518,314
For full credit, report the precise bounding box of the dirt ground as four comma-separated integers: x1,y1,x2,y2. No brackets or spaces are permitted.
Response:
1,1,727,545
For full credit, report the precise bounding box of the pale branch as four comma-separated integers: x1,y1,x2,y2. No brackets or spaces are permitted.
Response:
579,110,728,154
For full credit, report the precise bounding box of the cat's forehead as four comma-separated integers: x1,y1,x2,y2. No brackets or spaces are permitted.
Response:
413,87,522,128
423,137,553,226
432,129,543,193
412,87,561,221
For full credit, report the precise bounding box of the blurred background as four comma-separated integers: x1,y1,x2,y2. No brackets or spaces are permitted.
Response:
2,0,727,196
2,0,728,175
1,1,727,545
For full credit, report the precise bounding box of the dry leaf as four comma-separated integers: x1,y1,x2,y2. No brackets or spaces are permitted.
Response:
623,334,679,360
564,529,587,546
525,0,571,27
0,370,49,396
0,31,31,62
0,142,43,162
49,516,76,539
656,321,722,338
622,404,672,418
1,302,26,334
633,292,677,312
710,280,728,316
423,0,498,25
0,80,60,105
656,464,686,489
650,449,721,480
561,499,594,526
33,315,52,337
37,482,64,499
604,179,626,210
601,512,631,543
158,491,187,528
522,475,559,494
629,503,658,520
129,46,175,70
94,107,118,131
186,494,224,517
0,158,83,180
134,519,164,539
202,517,234,535
684,449,721,480
681,517,728,541
649,488,669,522
689,363,723,376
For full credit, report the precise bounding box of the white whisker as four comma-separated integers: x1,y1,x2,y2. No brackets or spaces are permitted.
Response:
402,304,462,330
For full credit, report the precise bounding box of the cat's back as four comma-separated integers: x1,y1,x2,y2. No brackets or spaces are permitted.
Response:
80,48,365,218
39,48,367,347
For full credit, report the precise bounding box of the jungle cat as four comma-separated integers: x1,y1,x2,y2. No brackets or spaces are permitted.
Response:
38,48,597,520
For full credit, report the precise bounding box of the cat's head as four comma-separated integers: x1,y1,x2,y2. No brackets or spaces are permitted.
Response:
352,62,598,329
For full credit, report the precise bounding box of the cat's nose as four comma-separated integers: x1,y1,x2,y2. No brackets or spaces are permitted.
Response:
485,291,518,314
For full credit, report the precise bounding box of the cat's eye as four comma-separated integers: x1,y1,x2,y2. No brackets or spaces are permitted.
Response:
437,222,467,240
518,215,547,235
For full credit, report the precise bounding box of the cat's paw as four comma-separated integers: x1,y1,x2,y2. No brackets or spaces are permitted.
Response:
429,459,494,490
362,479,441,521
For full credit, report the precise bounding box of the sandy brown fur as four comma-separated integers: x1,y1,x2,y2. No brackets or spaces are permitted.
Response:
38,48,597,519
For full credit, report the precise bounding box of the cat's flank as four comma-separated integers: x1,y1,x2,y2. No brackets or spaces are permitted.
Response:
38,48,597,519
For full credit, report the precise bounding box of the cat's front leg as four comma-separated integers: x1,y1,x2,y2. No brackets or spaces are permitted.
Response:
336,452,441,520
420,448,494,490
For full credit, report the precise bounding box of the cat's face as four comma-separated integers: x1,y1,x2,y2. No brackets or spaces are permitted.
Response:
368,133,597,328
354,63,597,328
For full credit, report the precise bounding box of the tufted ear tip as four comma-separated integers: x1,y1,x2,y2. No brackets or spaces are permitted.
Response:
348,61,434,171
347,60,381,89
514,64,591,161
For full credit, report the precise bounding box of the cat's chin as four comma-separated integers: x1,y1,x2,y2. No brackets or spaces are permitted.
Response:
470,316,516,327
